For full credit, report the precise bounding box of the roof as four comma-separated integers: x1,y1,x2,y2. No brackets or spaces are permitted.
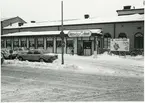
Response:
1,29,102,37
4,14,144,29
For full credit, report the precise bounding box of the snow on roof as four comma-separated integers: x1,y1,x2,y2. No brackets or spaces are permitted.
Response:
4,14,144,29
1,29,102,37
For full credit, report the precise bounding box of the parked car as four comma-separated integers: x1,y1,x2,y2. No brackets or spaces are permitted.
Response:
1,53,4,64
17,49,58,63
1,49,17,59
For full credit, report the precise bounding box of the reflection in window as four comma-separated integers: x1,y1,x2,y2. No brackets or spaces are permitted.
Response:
104,33,111,49
21,38,27,47
47,41,53,47
6,39,11,48
29,38,35,47
1,40,4,48
37,38,44,48
13,39,19,47
56,41,62,47
134,33,143,49
66,40,73,48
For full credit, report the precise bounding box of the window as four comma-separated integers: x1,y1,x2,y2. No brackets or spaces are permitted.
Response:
29,38,35,47
104,33,111,49
56,41,62,47
37,38,44,48
13,39,19,47
118,33,127,38
66,40,73,48
21,38,27,47
6,39,11,48
1,40,4,48
134,33,143,49
46,41,53,47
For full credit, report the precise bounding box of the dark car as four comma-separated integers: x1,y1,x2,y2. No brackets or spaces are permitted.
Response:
17,49,58,63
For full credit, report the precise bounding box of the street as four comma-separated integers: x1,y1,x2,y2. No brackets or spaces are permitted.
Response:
1,61,144,101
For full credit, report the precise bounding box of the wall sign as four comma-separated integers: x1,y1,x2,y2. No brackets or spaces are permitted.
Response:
68,30,91,37
110,39,129,51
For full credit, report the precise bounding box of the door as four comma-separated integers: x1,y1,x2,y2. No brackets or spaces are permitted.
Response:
83,41,92,56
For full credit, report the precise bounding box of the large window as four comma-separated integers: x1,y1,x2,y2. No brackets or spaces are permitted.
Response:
46,41,53,47
134,33,143,49
104,33,111,49
29,38,35,48
6,39,11,48
56,41,62,47
21,38,27,47
13,38,19,48
1,39,5,48
37,38,44,48
66,40,73,48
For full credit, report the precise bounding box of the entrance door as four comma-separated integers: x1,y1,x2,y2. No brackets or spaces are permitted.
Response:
83,41,92,56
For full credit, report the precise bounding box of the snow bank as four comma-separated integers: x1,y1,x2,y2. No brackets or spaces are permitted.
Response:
3,52,144,77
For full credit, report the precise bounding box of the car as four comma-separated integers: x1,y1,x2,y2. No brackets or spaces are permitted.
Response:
1,53,4,64
17,49,58,63
1,49,18,59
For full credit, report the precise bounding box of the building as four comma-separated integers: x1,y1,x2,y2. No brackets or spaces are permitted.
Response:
1,6,144,56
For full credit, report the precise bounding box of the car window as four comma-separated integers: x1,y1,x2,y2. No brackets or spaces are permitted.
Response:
34,51,41,54
27,51,33,54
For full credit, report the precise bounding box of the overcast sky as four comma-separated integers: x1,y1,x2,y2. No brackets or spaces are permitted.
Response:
1,0,144,22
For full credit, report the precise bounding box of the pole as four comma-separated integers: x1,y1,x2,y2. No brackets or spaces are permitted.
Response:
61,1,64,64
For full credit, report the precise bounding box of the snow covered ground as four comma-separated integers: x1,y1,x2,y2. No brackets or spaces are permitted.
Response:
3,52,144,77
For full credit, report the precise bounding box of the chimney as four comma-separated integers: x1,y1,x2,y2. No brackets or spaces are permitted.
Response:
84,14,89,19
31,21,36,23
123,5,131,10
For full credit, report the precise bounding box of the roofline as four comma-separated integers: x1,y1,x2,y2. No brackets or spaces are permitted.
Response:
3,20,144,30
2,16,27,23
116,8,144,12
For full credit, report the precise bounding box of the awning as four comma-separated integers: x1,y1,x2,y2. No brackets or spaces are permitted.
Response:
1,29,102,37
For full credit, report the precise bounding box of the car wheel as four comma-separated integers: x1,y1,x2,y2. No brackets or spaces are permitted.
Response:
18,57,23,61
39,58,44,62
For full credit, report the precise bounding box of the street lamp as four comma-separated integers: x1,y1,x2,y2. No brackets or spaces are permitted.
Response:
60,1,64,65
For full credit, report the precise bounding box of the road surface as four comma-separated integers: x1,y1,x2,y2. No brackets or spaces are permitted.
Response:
1,64,144,102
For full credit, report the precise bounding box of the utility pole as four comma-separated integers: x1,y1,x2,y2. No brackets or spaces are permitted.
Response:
60,1,65,64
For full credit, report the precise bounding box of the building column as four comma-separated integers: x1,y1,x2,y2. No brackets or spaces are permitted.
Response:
27,37,29,49
4,38,6,48
44,37,46,50
19,38,21,48
74,37,77,54
11,37,14,50
53,37,56,53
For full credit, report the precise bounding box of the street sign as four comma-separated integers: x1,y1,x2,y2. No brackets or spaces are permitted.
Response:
60,31,65,38
110,39,129,51
68,30,91,37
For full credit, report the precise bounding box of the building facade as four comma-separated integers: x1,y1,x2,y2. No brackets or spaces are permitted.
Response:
1,6,144,56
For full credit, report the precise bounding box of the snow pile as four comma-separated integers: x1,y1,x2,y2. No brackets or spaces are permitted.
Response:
3,52,144,77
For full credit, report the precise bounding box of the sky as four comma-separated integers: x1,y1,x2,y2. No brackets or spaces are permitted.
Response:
0,0,144,22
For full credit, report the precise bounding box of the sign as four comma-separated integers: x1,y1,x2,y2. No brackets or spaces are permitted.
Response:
68,30,91,37
110,39,129,51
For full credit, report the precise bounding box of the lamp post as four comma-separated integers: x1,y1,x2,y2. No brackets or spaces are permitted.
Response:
60,1,64,64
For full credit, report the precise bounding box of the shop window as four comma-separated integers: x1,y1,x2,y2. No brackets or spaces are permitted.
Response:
67,40,73,48
37,38,44,48
21,38,27,47
1,40,5,48
118,33,127,38
56,41,62,47
104,33,111,49
46,41,53,47
134,33,143,49
29,39,35,47
13,39,19,47
6,39,11,48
